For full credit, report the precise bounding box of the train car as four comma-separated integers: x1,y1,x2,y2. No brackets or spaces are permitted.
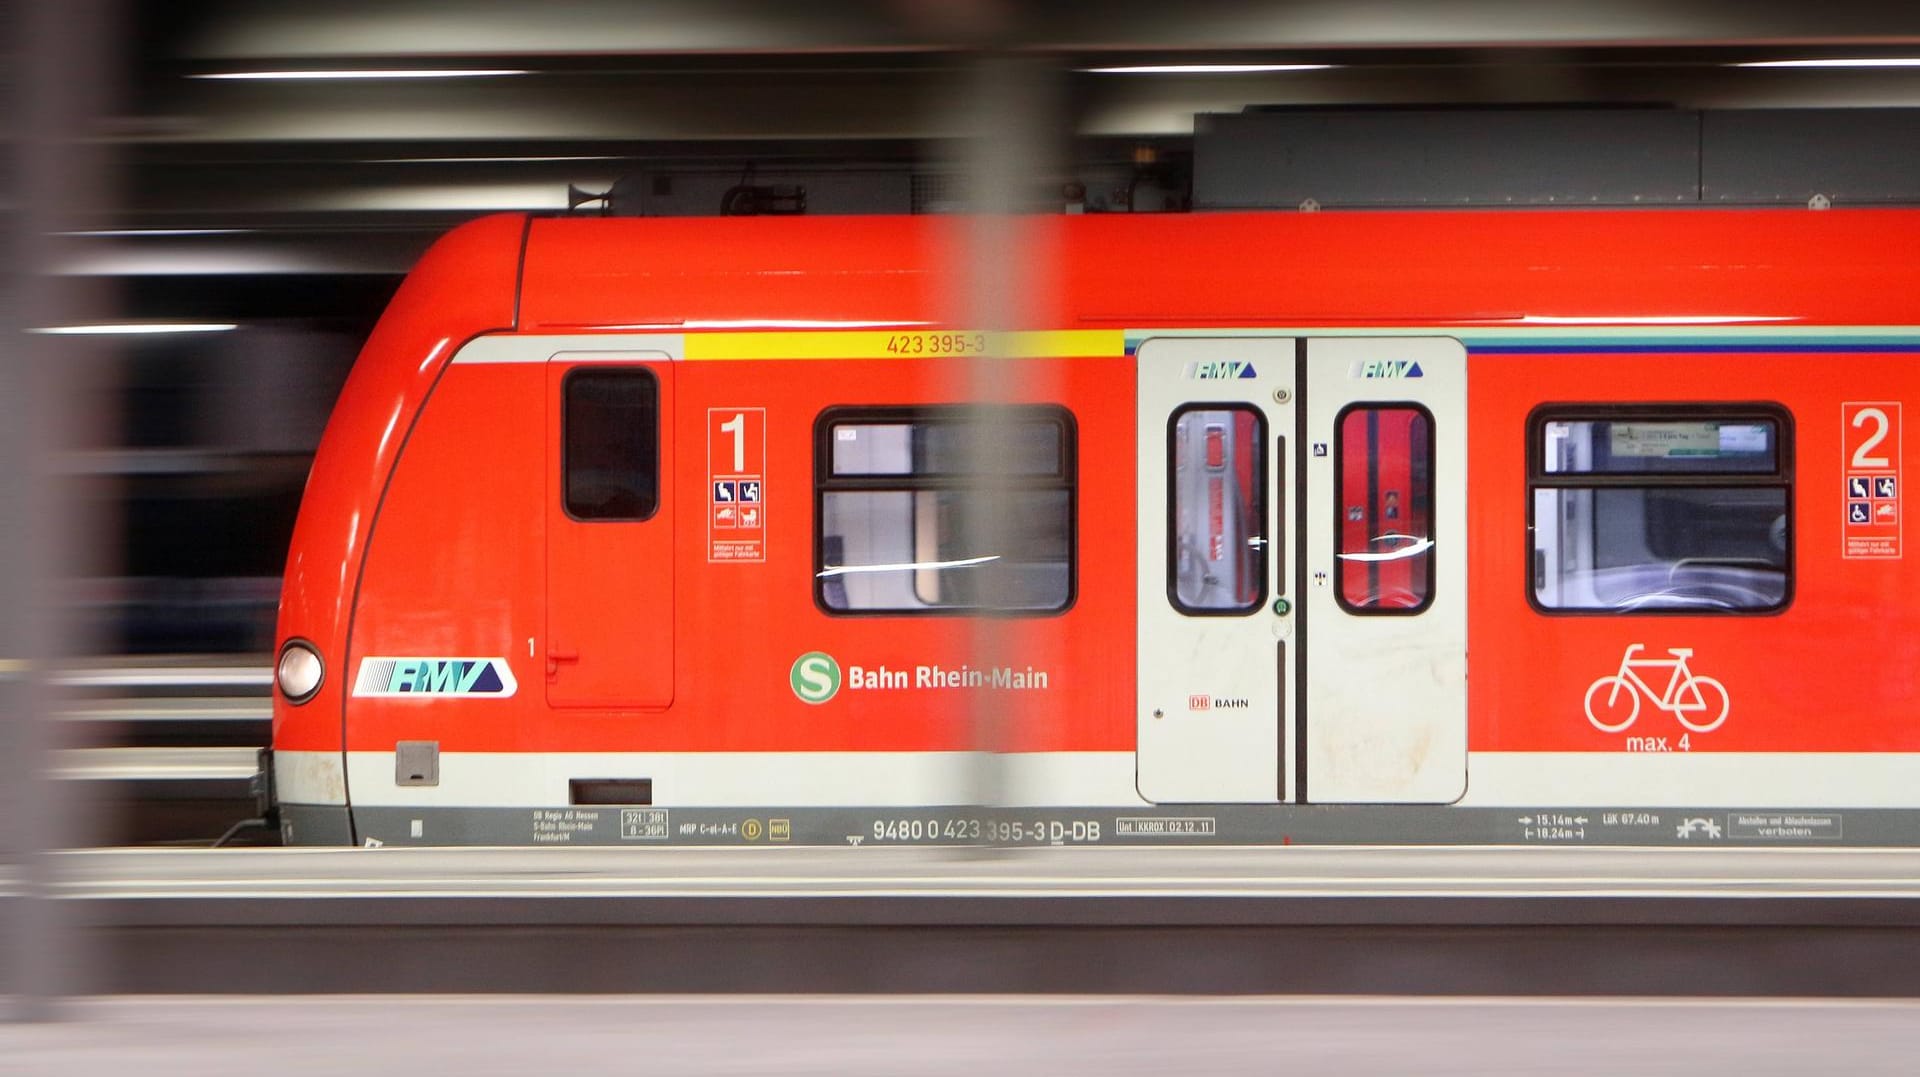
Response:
268,209,1920,847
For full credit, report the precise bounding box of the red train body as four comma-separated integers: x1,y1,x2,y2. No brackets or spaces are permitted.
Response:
270,210,1920,846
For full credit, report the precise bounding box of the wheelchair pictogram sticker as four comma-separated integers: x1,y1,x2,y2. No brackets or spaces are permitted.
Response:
1843,402,1901,560
1584,644,1730,734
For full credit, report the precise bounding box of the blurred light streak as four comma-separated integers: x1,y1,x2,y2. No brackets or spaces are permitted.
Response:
28,323,237,335
417,338,450,375
192,68,529,80
1081,63,1333,74
61,228,253,237
1735,58,1920,68
1335,537,1435,563
366,155,624,164
56,249,331,276
1518,314,1798,325
184,0,1920,57
307,183,581,210
818,555,1000,578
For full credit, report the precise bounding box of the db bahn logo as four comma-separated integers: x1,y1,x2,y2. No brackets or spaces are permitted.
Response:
790,651,842,704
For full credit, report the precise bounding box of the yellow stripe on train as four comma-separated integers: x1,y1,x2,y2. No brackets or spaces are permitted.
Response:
684,329,1125,361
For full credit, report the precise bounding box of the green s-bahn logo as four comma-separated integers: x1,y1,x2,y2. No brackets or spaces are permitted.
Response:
790,651,841,704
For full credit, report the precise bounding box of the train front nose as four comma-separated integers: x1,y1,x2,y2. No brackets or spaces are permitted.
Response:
269,631,352,843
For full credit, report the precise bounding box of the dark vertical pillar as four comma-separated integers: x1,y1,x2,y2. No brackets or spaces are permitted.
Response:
2,0,122,1021
959,52,1064,819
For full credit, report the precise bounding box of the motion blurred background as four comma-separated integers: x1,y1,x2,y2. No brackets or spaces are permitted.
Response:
5,0,1920,861
13,0,1920,850
13,0,1920,1042
25,0,1920,658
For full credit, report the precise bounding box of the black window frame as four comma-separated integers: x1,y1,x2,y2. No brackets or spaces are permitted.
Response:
1332,401,1438,617
812,404,1078,617
560,365,661,523
1526,402,1795,617
1165,402,1270,617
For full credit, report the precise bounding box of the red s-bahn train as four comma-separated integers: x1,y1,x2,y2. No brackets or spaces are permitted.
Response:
267,208,1920,847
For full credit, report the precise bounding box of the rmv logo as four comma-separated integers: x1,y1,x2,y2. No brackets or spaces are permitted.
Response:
791,651,842,704
388,660,498,693
353,656,517,697
1350,360,1425,379
1184,360,1258,380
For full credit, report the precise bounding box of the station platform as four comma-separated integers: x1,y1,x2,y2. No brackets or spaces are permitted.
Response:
9,846,1920,995
6,995,1920,1076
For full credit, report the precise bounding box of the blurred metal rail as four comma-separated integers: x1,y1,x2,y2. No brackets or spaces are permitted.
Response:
53,657,271,689
42,846,1920,913
53,747,258,783
63,696,270,733
54,666,271,691
19,846,1920,994
52,657,271,844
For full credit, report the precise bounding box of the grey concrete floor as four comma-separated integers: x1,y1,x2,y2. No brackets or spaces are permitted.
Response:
4,996,1920,1076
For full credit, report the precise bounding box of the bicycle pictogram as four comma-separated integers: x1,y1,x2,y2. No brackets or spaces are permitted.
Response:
1583,644,1730,734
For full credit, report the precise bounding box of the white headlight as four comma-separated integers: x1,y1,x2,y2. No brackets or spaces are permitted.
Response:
276,641,324,704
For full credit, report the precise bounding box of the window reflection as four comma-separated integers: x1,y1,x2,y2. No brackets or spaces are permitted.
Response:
1531,410,1790,613
1336,405,1434,612
817,407,1073,614
1169,407,1266,613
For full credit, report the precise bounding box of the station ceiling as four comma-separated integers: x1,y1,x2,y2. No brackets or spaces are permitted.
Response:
69,0,1920,323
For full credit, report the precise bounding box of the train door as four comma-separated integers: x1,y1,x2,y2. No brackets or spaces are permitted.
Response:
1135,336,1467,804
545,352,674,708
1302,337,1465,803
1137,337,1294,802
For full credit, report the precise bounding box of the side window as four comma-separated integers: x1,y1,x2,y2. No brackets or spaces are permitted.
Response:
815,406,1074,614
1169,406,1267,614
563,367,659,520
1529,408,1792,613
1335,404,1435,613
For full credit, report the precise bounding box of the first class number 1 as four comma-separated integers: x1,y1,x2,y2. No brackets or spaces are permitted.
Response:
885,332,988,356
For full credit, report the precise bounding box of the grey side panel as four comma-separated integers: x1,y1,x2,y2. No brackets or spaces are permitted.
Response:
1704,109,1920,204
1197,106,1920,208
607,169,913,216
1195,109,1700,208
348,804,1885,849
280,804,355,846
